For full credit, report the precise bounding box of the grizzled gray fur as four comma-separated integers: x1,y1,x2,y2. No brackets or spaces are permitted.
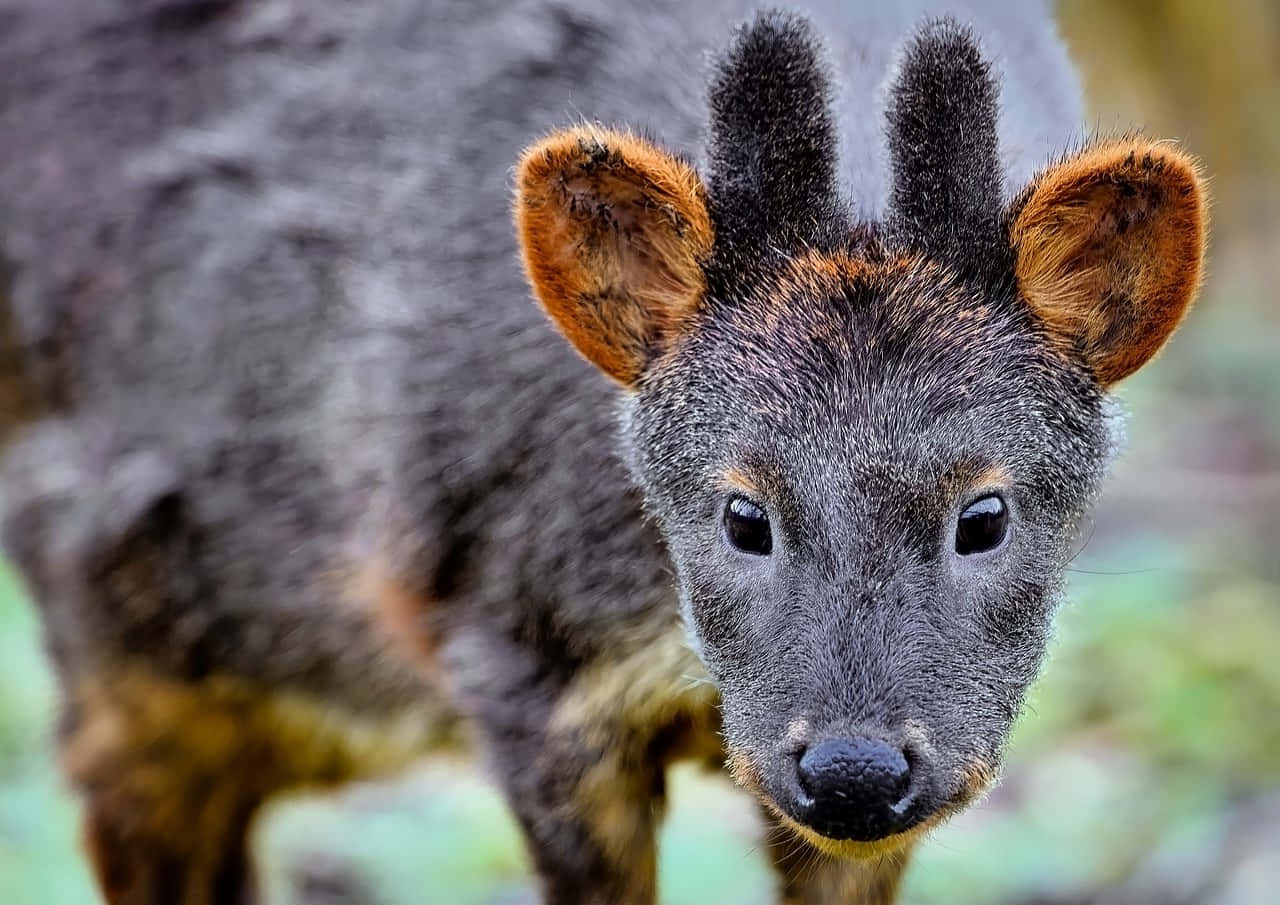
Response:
0,2,1206,904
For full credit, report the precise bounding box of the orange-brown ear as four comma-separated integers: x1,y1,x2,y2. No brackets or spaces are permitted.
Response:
514,126,713,386
1010,139,1207,385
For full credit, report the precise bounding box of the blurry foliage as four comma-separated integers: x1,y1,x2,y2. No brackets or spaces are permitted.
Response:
0,566,99,905
1,1,1278,903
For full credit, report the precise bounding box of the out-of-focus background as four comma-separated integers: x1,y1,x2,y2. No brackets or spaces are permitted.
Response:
2,1,1277,903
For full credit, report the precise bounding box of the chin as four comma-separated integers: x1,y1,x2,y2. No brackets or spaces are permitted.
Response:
733,746,997,860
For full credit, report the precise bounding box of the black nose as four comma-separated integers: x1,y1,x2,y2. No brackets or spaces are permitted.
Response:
795,737,912,841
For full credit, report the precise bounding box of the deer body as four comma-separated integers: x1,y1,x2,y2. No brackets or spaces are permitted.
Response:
0,2,1205,904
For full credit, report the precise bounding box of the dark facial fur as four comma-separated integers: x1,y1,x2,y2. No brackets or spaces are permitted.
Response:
622,15,1113,852
630,251,1109,848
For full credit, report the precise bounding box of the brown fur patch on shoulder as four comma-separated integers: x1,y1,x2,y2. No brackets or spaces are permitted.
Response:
345,556,441,674
1010,138,1207,385
548,624,720,756
548,624,721,858
63,666,441,904
514,126,712,385
62,667,439,816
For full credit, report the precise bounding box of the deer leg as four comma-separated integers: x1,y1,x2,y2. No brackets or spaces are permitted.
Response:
471,623,723,905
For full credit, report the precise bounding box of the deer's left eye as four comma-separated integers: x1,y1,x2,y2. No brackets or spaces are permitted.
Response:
724,496,772,556
955,495,1008,555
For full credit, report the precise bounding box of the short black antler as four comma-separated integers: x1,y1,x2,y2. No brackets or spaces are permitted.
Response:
705,11,848,267
886,19,1004,267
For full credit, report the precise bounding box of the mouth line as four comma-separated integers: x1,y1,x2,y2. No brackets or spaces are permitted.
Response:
755,771,989,860
764,799,939,859
788,779,926,838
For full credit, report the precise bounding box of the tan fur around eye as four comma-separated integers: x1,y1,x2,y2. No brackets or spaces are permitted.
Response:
1010,139,1208,385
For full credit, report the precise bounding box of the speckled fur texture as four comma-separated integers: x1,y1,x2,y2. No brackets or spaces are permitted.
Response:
0,2,1205,904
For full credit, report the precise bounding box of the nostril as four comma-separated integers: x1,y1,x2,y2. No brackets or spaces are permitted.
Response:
794,737,912,841
797,738,910,803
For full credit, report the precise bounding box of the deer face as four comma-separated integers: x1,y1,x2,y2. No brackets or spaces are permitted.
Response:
514,14,1204,854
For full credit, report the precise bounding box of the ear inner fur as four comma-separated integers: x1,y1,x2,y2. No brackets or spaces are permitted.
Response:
1010,139,1207,385
515,126,713,386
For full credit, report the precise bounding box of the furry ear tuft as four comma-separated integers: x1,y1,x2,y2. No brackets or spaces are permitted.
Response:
1010,139,1207,385
514,127,713,387
887,18,1004,265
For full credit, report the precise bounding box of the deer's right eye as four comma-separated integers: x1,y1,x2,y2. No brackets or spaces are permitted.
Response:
724,496,772,556
955,494,1008,555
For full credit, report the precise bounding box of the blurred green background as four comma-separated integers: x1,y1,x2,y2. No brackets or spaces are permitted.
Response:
2,1,1278,902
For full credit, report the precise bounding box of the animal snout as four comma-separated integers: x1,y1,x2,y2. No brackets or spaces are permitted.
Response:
793,737,914,841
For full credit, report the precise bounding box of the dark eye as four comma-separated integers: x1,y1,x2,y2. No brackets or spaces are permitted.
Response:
724,496,772,556
955,495,1008,555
